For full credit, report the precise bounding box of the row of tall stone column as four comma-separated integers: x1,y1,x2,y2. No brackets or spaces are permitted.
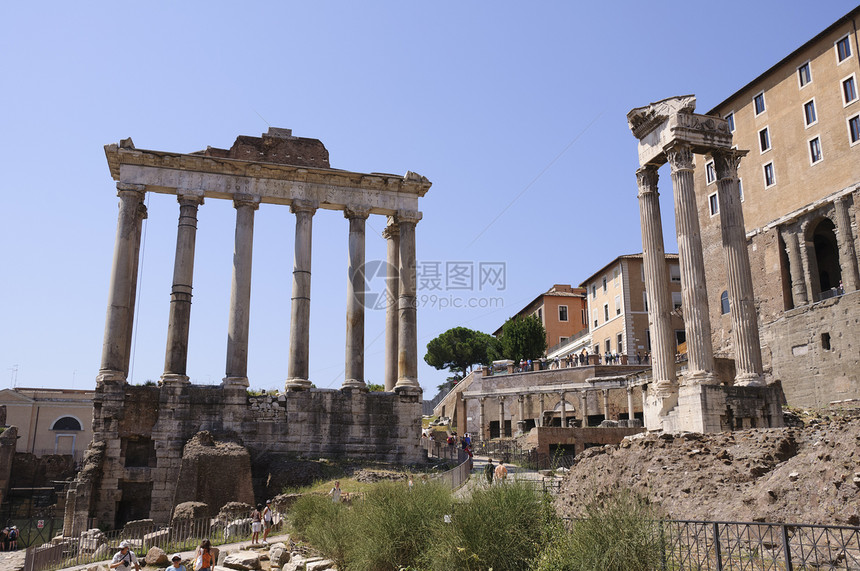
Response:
469,387,636,439
96,184,421,394
636,143,763,391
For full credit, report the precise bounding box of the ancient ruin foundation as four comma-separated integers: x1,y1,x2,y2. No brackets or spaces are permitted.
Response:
65,129,430,531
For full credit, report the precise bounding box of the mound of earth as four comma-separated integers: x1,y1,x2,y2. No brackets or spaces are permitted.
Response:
555,407,860,526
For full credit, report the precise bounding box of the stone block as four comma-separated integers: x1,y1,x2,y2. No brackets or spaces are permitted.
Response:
223,551,262,570
145,546,169,566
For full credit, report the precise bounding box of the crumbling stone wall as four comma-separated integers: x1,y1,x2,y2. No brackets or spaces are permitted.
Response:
172,432,254,514
67,384,422,531
762,289,860,408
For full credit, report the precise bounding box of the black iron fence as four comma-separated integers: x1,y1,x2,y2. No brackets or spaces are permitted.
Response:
660,519,860,570
23,516,260,571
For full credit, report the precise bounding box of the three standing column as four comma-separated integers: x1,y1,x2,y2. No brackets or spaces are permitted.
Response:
395,210,422,393
782,228,809,307
713,150,763,386
667,142,717,384
161,194,204,385
343,206,371,390
636,167,677,394
223,195,260,387
835,196,860,292
98,184,147,385
286,199,318,391
382,219,400,391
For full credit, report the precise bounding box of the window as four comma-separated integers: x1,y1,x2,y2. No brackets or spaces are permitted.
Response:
725,112,735,132
705,160,716,184
603,303,609,322
837,34,852,63
605,339,611,353
803,99,817,126
602,277,607,292
559,336,568,344
537,308,543,322
594,344,600,356
593,309,598,328
709,192,719,216
615,295,621,315
843,75,857,105
613,268,620,287
645,329,651,351
672,292,682,310
821,332,831,351
738,178,744,202
643,290,649,312
754,91,766,115
617,333,624,353
591,285,596,298
809,137,822,164
764,162,775,187
758,127,771,153
51,416,83,431
798,62,812,87
848,115,860,145
558,305,568,322
670,265,681,283
720,291,730,314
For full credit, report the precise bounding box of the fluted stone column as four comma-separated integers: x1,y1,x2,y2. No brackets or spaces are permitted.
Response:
343,206,371,390
538,393,545,427
286,199,318,391
667,142,716,384
395,210,422,393
713,150,763,386
602,389,610,420
800,220,822,300
835,196,860,292
223,195,260,388
479,397,486,440
98,184,147,385
580,391,588,427
161,194,204,385
782,228,809,307
382,219,400,391
636,167,677,394
559,392,566,428
626,386,634,421
498,396,506,438
516,395,526,435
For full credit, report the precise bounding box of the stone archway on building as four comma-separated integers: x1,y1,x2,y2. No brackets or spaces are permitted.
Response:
808,217,842,299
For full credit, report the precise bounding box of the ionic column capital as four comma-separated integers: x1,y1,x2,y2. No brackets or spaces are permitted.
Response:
233,194,261,210
517,394,525,403
395,209,422,225
177,193,205,207
712,149,748,181
290,198,319,215
665,141,694,172
344,205,371,220
382,217,400,240
117,183,146,194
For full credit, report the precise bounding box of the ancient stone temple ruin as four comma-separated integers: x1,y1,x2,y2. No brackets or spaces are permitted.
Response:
627,96,784,433
64,129,431,532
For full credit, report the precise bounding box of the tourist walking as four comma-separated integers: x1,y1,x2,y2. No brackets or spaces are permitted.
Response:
250,504,262,544
193,539,213,571
494,462,508,483
167,554,186,571
329,481,342,503
262,500,273,543
110,541,140,571
484,458,495,485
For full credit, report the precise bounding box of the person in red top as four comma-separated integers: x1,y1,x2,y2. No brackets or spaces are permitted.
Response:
194,539,213,571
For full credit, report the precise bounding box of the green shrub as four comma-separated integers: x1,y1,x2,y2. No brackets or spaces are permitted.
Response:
428,481,555,571
345,480,451,571
289,494,351,568
534,487,662,571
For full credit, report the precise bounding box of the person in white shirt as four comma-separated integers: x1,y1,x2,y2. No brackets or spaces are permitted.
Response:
110,541,140,571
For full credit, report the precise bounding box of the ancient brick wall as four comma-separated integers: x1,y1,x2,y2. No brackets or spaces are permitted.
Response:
762,289,860,408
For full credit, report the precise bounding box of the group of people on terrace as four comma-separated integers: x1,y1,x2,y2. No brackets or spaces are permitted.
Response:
511,350,651,373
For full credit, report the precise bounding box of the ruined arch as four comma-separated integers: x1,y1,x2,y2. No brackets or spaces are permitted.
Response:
807,217,841,299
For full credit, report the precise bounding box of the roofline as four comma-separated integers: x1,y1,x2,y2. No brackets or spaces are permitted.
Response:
707,6,860,115
491,287,586,336
577,253,679,288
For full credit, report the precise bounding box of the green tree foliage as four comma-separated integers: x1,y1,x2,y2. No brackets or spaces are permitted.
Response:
497,314,547,362
424,327,496,380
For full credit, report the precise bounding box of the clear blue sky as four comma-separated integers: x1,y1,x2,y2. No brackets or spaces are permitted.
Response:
1,1,856,394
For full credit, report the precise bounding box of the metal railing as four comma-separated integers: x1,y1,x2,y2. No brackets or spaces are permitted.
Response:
421,439,471,490
23,516,261,571
660,519,860,570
